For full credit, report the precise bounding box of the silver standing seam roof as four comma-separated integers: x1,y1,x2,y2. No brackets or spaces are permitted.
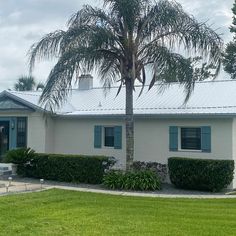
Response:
1,80,236,117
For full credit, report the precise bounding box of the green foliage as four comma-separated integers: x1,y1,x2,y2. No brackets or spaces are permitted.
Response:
230,0,236,34
223,41,236,79
14,75,45,91
2,189,236,235
6,151,114,184
14,76,36,91
36,82,45,91
132,161,167,182
168,157,234,192
223,0,236,78
103,170,161,191
4,148,36,165
29,0,222,110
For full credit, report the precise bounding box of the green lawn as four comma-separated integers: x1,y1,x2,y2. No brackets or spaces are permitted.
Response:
0,189,235,236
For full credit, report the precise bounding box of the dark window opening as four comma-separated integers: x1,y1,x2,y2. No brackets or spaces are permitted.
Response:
181,127,201,150
104,127,114,147
17,117,27,148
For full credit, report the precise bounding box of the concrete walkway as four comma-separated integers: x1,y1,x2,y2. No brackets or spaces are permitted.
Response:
0,177,235,198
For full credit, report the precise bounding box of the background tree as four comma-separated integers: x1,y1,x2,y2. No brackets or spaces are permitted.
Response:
14,76,45,91
29,0,222,170
223,0,236,78
14,76,36,91
36,82,45,91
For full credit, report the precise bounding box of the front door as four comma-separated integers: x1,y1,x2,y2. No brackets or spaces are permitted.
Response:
0,121,9,156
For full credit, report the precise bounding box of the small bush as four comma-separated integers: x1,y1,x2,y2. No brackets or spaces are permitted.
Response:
4,148,35,165
132,161,167,182
103,170,161,191
168,157,234,192
4,149,115,184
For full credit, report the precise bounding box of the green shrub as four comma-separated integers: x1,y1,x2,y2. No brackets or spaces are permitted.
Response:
5,149,115,184
168,157,234,192
4,148,35,165
132,161,167,182
103,170,161,191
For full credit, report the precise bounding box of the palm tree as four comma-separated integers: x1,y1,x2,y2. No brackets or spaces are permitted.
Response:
29,0,223,170
14,76,36,91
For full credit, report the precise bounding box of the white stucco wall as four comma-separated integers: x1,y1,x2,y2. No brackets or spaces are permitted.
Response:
135,118,233,163
135,117,235,188
52,117,234,168
27,112,47,152
53,118,126,166
44,116,55,153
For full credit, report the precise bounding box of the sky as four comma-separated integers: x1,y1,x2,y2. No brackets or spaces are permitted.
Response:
0,0,234,89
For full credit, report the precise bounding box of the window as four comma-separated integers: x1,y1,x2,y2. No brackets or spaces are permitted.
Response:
94,125,122,149
16,117,27,148
181,127,201,150
104,127,114,147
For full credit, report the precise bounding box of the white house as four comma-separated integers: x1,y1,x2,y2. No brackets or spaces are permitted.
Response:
0,76,236,187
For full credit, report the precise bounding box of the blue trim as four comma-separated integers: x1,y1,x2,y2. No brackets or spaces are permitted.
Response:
169,126,178,151
0,117,17,150
201,126,211,153
114,126,122,149
94,125,102,148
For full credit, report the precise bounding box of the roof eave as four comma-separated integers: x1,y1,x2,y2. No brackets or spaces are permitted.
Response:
0,90,50,114
53,113,236,119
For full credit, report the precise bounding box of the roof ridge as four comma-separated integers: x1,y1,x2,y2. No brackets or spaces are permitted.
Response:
76,79,236,91
6,79,235,95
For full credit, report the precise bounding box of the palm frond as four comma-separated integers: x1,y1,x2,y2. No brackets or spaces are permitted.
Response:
147,45,194,95
97,52,121,90
28,30,66,73
29,0,223,109
103,0,150,32
147,45,219,102
39,49,82,110
138,0,223,71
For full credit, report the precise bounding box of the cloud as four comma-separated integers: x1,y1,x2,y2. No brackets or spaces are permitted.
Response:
178,0,234,42
0,0,234,89
0,0,96,89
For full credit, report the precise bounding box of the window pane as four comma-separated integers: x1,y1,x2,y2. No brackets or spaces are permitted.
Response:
17,117,27,148
181,128,201,150
104,127,114,147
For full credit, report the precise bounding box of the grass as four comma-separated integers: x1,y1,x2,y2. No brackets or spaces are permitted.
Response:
0,189,235,236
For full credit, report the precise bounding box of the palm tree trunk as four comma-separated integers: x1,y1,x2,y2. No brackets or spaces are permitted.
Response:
125,78,134,170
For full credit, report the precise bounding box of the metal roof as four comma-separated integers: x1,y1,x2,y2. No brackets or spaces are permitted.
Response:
3,80,236,117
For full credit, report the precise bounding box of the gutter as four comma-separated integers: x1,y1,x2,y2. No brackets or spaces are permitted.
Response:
52,113,236,120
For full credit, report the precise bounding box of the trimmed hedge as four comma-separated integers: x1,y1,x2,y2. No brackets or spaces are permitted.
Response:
103,170,161,191
5,149,114,184
168,157,234,192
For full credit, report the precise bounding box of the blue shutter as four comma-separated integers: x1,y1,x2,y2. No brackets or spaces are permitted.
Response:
201,126,211,153
169,126,178,151
114,126,122,149
94,126,102,148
